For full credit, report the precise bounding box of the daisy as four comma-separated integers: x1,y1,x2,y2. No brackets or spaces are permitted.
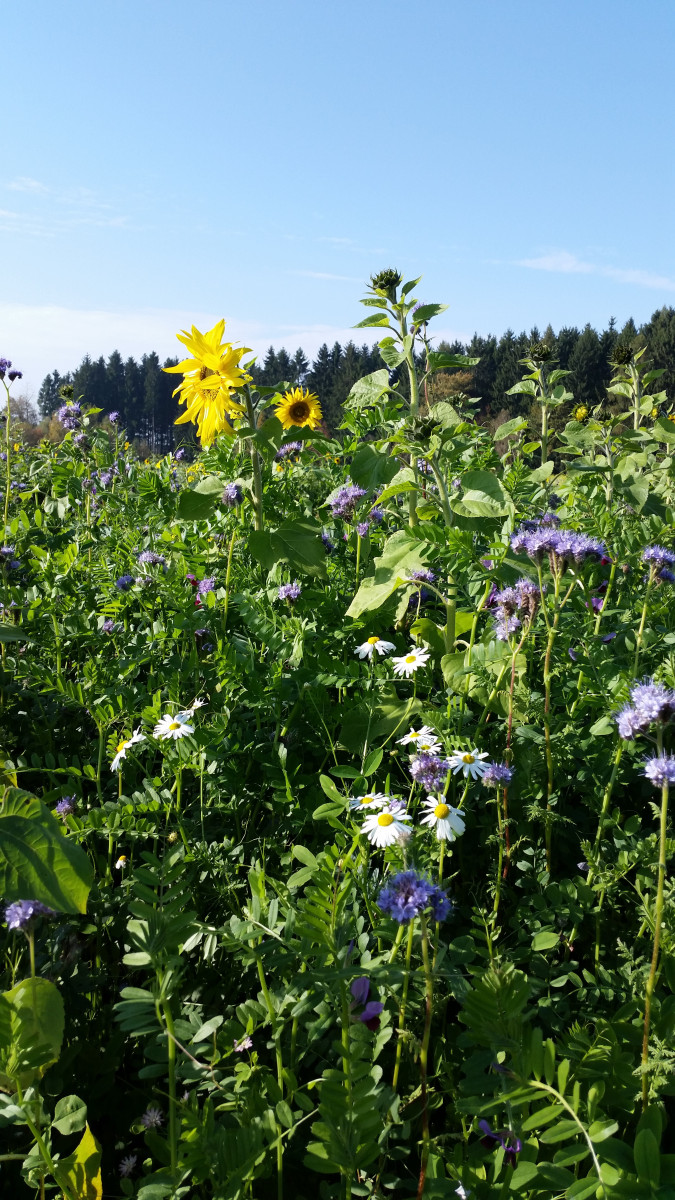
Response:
110,728,146,772
391,646,430,677
179,698,206,717
154,712,195,740
398,725,442,754
348,791,389,811
361,803,412,848
420,797,466,841
355,636,396,660
114,855,128,870
447,748,489,780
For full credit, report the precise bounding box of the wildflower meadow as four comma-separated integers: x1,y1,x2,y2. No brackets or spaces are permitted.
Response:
4,269,675,1200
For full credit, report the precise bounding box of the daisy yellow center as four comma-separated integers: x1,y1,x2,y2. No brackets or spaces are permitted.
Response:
409,731,420,739
289,400,310,422
361,795,375,805
420,742,432,750
434,803,450,819
377,813,394,827
405,654,416,663
462,753,475,764
168,721,181,731
367,636,380,645
116,739,128,753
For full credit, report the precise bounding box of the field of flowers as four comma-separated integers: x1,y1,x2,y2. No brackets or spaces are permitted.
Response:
3,270,675,1200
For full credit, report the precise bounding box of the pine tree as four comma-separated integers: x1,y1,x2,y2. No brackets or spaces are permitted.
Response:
554,327,580,370
567,324,606,406
37,369,72,418
106,351,125,420
641,307,675,400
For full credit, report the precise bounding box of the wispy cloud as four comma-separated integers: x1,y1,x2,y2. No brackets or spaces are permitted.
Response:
517,250,675,291
1,176,130,235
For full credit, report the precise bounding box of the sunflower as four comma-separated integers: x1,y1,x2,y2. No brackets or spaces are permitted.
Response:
164,320,252,446
274,387,322,431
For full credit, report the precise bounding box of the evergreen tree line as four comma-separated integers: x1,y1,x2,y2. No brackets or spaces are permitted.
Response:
36,307,675,449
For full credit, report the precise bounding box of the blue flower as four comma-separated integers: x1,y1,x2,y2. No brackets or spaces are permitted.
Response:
222,482,243,507
644,755,675,788
409,753,451,792
5,900,56,931
330,484,367,520
481,762,513,788
278,581,301,602
115,574,135,591
377,869,451,923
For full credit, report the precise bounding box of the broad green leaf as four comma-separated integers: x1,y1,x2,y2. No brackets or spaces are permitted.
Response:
653,417,675,444
427,351,480,372
506,379,537,396
452,470,509,518
293,845,318,870
494,417,527,440
634,1128,660,1186
349,444,400,491
53,1094,88,1135
0,977,65,1091
54,1124,103,1200
378,342,407,368
247,530,277,571
429,401,463,428
565,1176,603,1199
411,618,446,657
401,276,422,296
318,775,344,805
588,1119,618,1143
410,302,448,323
533,930,560,952
353,314,392,328
271,519,327,578
346,531,432,619
0,626,27,643
509,1161,540,1189
0,790,93,914
177,474,224,520
344,369,391,410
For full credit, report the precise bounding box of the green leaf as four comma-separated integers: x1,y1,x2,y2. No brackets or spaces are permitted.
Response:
0,789,93,914
533,930,560,952
494,417,527,440
410,303,448,324
247,530,278,571
363,748,383,776
53,1094,88,1135
177,474,224,520
345,369,391,410
588,1119,618,1143
375,470,417,506
452,470,509,518
378,342,407,368
634,1128,660,1186
401,276,422,296
349,444,400,491
509,1161,540,1190
293,845,318,870
318,775,344,805
0,977,65,1091
0,627,27,643
353,314,392,329
565,1176,602,1199
529,460,555,482
249,520,327,578
54,1124,103,1200
653,417,675,444
411,618,446,657
346,530,432,618
506,379,537,396
427,351,480,372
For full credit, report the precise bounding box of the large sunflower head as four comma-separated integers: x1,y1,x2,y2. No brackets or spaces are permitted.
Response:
274,387,322,431
164,320,252,445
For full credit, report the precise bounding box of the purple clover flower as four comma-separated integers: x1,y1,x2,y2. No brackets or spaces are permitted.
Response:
330,484,367,520
644,755,675,788
5,900,56,931
278,581,301,602
222,482,243,506
377,869,451,923
409,753,451,792
481,762,513,788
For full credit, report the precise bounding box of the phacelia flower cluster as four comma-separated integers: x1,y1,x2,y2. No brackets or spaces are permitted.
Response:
330,484,367,520
222,482,243,507
643,545,675,583
492,578,541,641
481,762,514,788
511,518,606,571
137,550,166,567
615,679,675,740
57,402,82,431
5,900,56,931
377,869,451,923
643,755,675,788
278,581,301,602
276,441,303,460
409,752,451,792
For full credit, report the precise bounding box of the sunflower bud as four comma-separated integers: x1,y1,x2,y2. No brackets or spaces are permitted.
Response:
612,343,633,365
407,415,441,442
370,268,403,302
58,383,74,400
528,341,553,364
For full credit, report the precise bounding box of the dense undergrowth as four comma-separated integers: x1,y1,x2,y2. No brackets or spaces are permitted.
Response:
2,272,675,1199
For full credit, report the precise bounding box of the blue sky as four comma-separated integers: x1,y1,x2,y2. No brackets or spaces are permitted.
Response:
4,0,675,396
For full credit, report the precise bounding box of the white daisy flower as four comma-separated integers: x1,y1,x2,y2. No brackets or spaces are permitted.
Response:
110,728,146,772
391,646,431,677
355,636,396,660
348,791,389,811
420,796,465,841
178,698,206,717
154,712,195,741
114,855,128,870
361,803,412,848
447,748,489,779
397,725,442,754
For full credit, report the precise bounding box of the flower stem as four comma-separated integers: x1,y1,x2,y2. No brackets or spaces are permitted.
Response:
222,528,237,631
392,918,415,1093
416,915,434,1200
641,770,669,1109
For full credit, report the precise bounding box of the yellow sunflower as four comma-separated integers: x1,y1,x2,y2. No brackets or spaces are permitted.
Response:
164,320,252,446
573,405,588,422
274,387,322,431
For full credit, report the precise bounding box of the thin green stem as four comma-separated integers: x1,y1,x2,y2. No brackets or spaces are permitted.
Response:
416,916,434,1200
256,956,284,1200
642,769,669,1109
222,528,237,631
392,918,415,1093
162,999,179,1182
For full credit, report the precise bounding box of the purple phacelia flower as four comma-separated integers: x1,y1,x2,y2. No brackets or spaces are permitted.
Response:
57,402,82,431
101,618,115,634
5,900,56,931
197,577,216,596
643,545,675,569
174,448,185,460
356,521,370,537
222,482,243,507
137,550,166,567
377,869,451,923
321,532,335,554
115,574,135,591
140,1106,164,1129
409,753,451,792
276,441,302,460
278,581,301,602
644,755,675,788
410,568,436,584
330,484,367,520
55,796,76,818
481,762,513,788
108,411,120,424
370,506,384,524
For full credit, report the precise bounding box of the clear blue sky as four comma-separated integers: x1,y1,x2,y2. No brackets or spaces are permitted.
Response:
4,0,675,396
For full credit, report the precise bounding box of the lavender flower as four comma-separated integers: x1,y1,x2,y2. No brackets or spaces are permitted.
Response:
222,482,243,507
115,574,135,591
137,550,166,567
356,521,370,537
278,581,301,602
276,441,302,460
511,522,605,569
377,869,451,923
644,755,675,788
0,358,11,377
643,545,675,569
615,679,675,741
109,411,120,424
99,470,114,488
119,1155,137,1178
417,458,434,475
73,432,86,446
659,569,675,583
410,568,436,584
57,402,82,431
478,1120,522,1166
8,369,22,382
55,796,76,818
492,578,540,640
197,577,216,596
101,618,115,634
5,900,56,931
349,977,384,1029
370,506,384,524
481,762,513,788
330,484,367,520
140,1106,164,1129
409,753,451,792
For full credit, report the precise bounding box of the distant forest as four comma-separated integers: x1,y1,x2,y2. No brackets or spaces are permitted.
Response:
35,307,675,452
